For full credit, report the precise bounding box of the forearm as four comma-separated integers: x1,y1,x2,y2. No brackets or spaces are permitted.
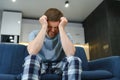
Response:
59,27,75,56
27,26,47,55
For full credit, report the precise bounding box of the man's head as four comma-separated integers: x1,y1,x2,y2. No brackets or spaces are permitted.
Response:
44,8,63,21
44,8,63,38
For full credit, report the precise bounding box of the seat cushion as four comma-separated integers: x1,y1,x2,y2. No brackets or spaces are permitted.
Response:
0,74,16,80
81,70,113,80
41,74,61,80
16,73,61,80
101,78,120,80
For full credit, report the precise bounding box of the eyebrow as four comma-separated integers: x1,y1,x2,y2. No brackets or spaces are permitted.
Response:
48,26,58,28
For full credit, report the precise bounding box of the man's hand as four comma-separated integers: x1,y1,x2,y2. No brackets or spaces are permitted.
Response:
59,17,68,29
39,15,48,27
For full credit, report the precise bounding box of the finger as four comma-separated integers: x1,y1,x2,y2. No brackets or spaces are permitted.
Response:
43,15,47,20
60,17,64,21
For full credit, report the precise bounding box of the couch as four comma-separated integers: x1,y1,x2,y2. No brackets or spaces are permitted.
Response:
0,43,120,80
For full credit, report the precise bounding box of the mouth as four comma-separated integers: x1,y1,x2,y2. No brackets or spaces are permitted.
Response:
51,32,56,36
48,31,55,37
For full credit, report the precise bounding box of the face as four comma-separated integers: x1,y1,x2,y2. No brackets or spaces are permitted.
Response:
47,21,59,38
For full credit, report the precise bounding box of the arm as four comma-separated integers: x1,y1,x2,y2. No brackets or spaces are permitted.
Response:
59,17,76,57
27,15,48,55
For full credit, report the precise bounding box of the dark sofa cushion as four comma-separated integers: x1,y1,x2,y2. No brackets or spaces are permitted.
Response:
0,43,28,74
75,47,89,70
41,74,61,80
0,74,16,80
81,70,113,80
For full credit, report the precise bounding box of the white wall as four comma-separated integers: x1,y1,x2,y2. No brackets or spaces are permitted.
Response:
20,19,41,42
20,19,85,45
65,23,85,44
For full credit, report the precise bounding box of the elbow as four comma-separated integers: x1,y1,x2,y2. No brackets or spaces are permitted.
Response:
27,45,38,55
72,46,76,55
74,47,76,53
66,46,76,57
70,46,76,56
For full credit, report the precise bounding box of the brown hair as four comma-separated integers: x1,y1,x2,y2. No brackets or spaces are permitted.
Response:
44,8,63,21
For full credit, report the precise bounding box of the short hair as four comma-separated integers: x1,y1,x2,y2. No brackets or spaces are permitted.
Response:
44,8,63,21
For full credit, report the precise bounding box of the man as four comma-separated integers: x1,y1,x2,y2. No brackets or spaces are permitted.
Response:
22,8,82,80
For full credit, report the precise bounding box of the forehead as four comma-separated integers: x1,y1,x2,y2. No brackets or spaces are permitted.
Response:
48,21,60,27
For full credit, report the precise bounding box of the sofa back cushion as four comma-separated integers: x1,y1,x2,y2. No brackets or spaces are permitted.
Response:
0,43,28,74
74,47,89,70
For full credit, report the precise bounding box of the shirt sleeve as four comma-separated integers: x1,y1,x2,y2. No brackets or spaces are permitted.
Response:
28,30,39,42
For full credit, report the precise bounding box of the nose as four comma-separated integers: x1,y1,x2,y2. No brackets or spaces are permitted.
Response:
51,28,55,32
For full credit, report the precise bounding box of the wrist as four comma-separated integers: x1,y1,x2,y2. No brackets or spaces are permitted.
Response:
42,25,47,30
59,25,64,29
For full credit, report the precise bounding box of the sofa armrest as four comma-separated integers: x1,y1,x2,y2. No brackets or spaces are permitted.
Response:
88,56,120,77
